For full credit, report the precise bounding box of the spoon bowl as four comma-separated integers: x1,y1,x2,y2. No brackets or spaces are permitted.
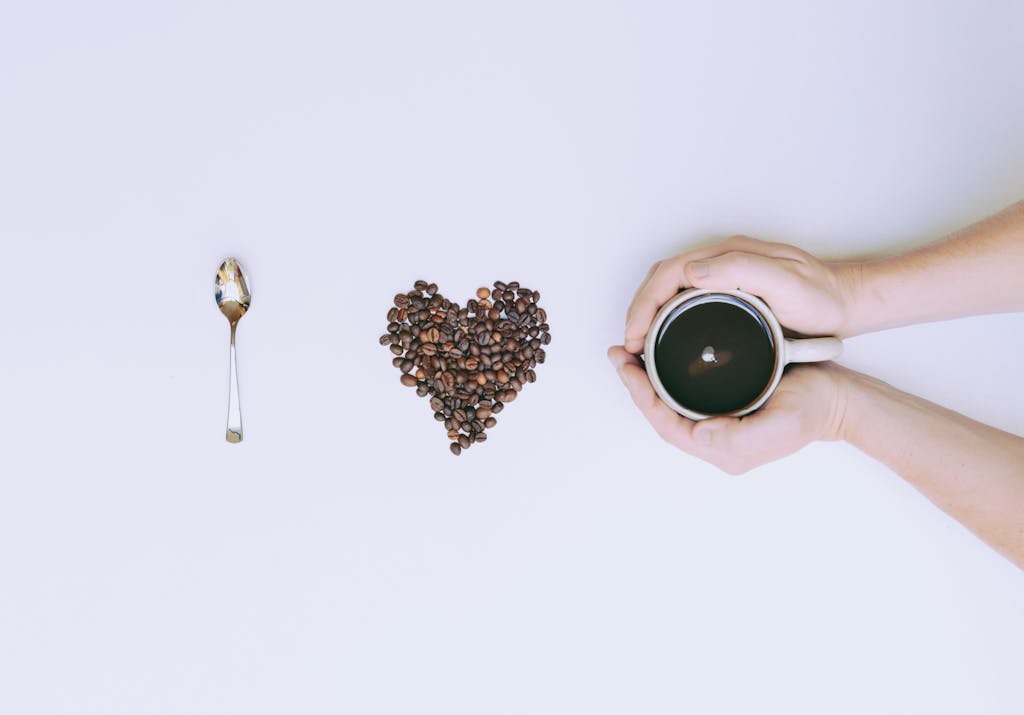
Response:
215,258,251,325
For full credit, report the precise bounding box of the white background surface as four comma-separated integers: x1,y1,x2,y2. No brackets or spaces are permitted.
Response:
2,1,1023,713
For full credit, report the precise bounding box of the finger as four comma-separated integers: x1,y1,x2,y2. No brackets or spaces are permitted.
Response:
691,403,800,459
607,346,699,449
623,257,688,353
624,261,660,329
683,251,800,301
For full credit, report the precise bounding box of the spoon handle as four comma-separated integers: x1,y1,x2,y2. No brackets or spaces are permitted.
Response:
226,324,243,443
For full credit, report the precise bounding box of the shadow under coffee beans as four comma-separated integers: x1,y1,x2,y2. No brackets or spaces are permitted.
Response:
653,299,775,415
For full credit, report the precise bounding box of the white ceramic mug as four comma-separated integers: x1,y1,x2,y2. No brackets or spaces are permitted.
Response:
643,289,843,420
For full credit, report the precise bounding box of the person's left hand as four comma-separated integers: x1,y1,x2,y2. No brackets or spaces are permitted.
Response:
607,346,848,474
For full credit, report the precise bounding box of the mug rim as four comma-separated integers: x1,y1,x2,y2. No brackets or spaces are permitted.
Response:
642,288,785,421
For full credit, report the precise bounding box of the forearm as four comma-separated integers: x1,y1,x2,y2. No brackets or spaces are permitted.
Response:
838,369,1024,569
836,200,1024,336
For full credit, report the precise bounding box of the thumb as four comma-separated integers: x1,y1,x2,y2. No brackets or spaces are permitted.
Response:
692,407,799,453
684,251,796,298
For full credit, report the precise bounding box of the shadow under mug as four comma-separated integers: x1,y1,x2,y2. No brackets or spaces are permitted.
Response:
642,288,843,421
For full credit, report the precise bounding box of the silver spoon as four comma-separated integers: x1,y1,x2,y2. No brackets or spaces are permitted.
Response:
214,258,251,443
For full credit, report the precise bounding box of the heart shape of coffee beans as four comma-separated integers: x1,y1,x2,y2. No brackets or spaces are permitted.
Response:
380,280,550,455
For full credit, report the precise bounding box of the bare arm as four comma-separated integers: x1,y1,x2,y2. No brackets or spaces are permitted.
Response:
839,370,1024,568
839,200,1024,335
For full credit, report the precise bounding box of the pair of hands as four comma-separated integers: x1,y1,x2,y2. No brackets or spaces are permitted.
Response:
609,236,857,474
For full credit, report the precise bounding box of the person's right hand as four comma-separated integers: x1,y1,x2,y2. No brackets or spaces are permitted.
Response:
624,236,859,353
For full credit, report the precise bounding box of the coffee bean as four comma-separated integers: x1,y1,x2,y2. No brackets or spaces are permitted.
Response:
450,442,462,456
383,279,549,453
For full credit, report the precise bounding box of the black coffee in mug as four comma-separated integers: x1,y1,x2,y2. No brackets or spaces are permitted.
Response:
653,297,776,415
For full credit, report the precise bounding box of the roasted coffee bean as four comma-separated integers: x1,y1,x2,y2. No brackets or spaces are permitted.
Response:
382,279,549,453
441,372,456,392
450,442,462,456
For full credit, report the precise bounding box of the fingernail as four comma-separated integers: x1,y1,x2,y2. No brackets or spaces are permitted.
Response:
696,425,713,445
688,260,710,278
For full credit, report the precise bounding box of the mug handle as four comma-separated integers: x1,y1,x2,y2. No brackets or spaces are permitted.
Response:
784,336,843,364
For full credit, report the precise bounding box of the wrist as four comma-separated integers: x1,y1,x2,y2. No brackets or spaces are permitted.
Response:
828,366,894,444
830,261,869,337
820,363,854,442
